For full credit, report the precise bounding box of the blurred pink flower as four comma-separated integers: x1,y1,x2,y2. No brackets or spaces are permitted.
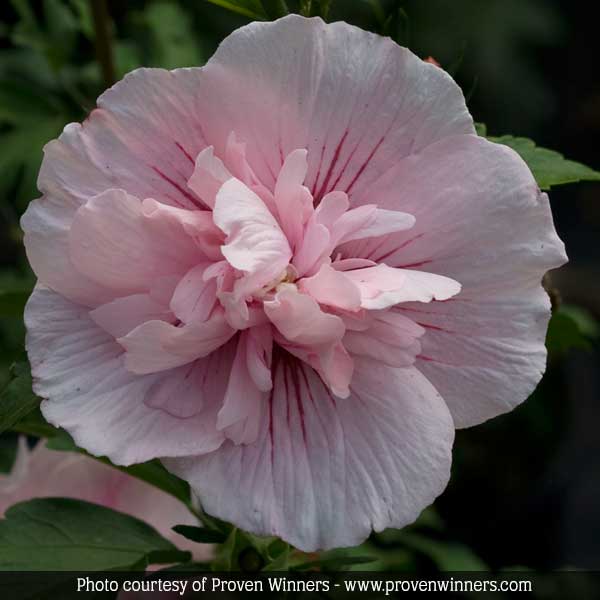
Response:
0,438,210,563
21,15,566,550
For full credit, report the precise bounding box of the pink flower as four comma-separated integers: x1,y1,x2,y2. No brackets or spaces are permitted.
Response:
0,439,211,563
21,16,566,551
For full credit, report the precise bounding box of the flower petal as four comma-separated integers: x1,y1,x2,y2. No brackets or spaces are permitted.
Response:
333,206,415,245
25,287,229,464
298,263,361,311
273,149,313,249
351,134,567,426
264,284,345,347
0,439,212,562
170,263,218,324
213,178,292,293
46,69,208,209
343,311,424,368
22,68,214,306
89,294,173,338
142,199,223,262
119,312,235,375
165,358,454,551
198,15,473,196
217,329,271,445
291,191,349,277
69,189,203,295
342,264,461,310
21,194,114,307
187,146,232,209
245,324,274,392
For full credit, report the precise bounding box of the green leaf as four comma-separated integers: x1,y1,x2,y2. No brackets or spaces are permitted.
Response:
212,528,241,571
154,561,212,572
0,79,63,123
488,135,600,190
0,362,40,435
0,436,17,474
12,406,61,438
9,0,81,72
0,115,67,209
291,551,376,571
0,290,30,317
299,0,332,18
144,2,204,69
68,0,95,40
0,498,190,570
260,0,289,19
392,531,488,571
45,428,79,451
212,528,263,571
561,305,600,339
123,461,191,507
546,306,596,355
42,0,80,70
363,0,386,26
172,525,227,544
405,506,445,533
474,122,487,136
262,545,290,571
204,0,268,20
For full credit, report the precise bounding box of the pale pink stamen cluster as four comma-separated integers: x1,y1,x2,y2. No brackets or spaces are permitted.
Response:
80,133,461,445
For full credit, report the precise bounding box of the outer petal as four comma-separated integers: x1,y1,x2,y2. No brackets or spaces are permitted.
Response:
198,15,473,195
21,194,114,307
25,287,229,464
40,68,208,210
347,135,567,427
22,68,210,306
165,358,454,551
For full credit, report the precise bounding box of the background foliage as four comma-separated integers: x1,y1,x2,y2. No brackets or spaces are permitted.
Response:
0,0,599,582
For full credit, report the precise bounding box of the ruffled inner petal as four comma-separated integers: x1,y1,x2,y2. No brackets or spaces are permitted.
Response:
342,264,461,310
118,312,235,375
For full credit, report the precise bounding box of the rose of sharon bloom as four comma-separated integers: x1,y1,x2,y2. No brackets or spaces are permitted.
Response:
21,15,566,551
0,438,211,563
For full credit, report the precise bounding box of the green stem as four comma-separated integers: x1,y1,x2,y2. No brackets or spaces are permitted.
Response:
91,0,116,88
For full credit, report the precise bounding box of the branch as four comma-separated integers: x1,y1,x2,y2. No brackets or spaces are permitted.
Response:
91,0,116,88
